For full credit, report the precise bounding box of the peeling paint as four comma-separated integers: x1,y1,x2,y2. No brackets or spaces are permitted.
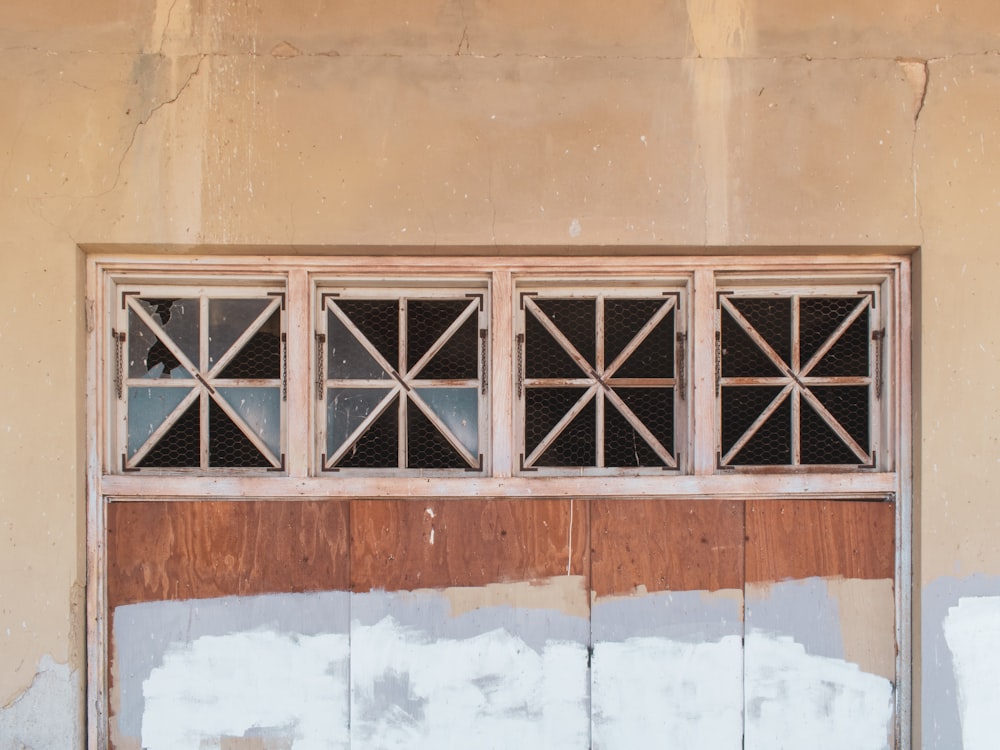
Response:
0,655,81,749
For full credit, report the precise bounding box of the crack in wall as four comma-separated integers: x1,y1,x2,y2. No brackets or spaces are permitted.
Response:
101,54,206,198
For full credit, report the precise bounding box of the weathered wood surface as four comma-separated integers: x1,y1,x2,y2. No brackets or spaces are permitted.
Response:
745,499,895,582
350,498,588,591
106,500,350,607
591,499,744,596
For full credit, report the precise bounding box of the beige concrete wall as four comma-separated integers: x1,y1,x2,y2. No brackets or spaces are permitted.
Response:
1,0,999,746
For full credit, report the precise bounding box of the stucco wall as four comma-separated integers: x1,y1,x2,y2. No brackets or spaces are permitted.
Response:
1,1,999,747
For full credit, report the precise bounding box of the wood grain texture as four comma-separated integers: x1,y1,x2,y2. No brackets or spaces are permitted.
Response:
591,499,745,596
107,500,349,608
350,499,588,591
745,499,895,582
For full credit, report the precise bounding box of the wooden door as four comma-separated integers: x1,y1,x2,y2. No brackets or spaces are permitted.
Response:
105,497,895,749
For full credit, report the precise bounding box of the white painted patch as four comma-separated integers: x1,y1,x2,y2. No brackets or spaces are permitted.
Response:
944,595,1000,750
745,632,893,750
351,616,589,749
568,218,582,238
592,635,744,749
141,630,350,750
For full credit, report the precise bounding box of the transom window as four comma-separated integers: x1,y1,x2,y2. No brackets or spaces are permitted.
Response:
316,283,489,473
515,284,685,474
100,259,901,480
115,285,286,472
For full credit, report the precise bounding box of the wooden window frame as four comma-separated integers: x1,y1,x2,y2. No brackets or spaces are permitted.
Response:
85,252,912,750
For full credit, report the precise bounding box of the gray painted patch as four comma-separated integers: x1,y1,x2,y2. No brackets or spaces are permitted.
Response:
591,589,742,643
113,591,350,741
351,589,589,652
0,655,81,749
746,577,844,662
921,574,1000,750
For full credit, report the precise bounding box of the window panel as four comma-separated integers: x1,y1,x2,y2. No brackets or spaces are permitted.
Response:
717,286,881,469
117,286,285,472
318,285,488,473
517,285,684,474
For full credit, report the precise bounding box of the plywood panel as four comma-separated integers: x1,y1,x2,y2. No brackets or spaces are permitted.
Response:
745,499,895,583
591,499,745,596
350,498,588,591
107,500,350,607
744,499,896,750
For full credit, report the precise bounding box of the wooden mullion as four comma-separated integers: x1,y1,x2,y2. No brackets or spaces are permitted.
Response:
327,300,400,383
208,389,282,467
285,269,308,477
199,295,209,469
693,269,716,475
604,387,677,469
720,383,794,466
720,296,794,379
199,388,210,470
124,387,201,468
799,387,872,464
523,297,596,379
125,297,201,379
407,389,480,468
596,387,605,468
204,297,282,379
798,296,871,378
523,385,598,467
524,377,595,387
791,386,801,465
404,298,479,379
603,296,675,379
491,270,512,477
325,387,400,468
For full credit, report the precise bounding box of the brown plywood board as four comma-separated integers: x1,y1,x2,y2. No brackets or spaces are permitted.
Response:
591,499,745,597
350,498,587,592
745,499,895,583
106,500,350,607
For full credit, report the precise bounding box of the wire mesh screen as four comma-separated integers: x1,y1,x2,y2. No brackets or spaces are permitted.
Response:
325,293,483,471
719,294,873,467
522,294,677,471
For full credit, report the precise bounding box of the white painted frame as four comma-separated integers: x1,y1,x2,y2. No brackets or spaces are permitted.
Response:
85,252,912,750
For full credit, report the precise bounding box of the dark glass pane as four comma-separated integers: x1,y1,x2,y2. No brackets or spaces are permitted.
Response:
336,300,399,368
410,303,478,379
208,299,270,368
604,388,673,467
328,309,388,380
800,397,864,465
526,298,595,377
525,389,595,467
407,398,467,469
209,398,269,468
808,312,870,378
807,386,870,455
407,300,476,379
216,309,281,379
611,306,674,378
723,298,791,375
721,304,784,378
128,310,191,380
721,386,786,457
336,394,399,468
605,299,673,377
137,400,201,468
726,392,791,465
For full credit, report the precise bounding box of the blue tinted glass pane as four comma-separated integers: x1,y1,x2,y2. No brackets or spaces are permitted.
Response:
127,387,193,456
415,388,478,455
216,387,281,458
